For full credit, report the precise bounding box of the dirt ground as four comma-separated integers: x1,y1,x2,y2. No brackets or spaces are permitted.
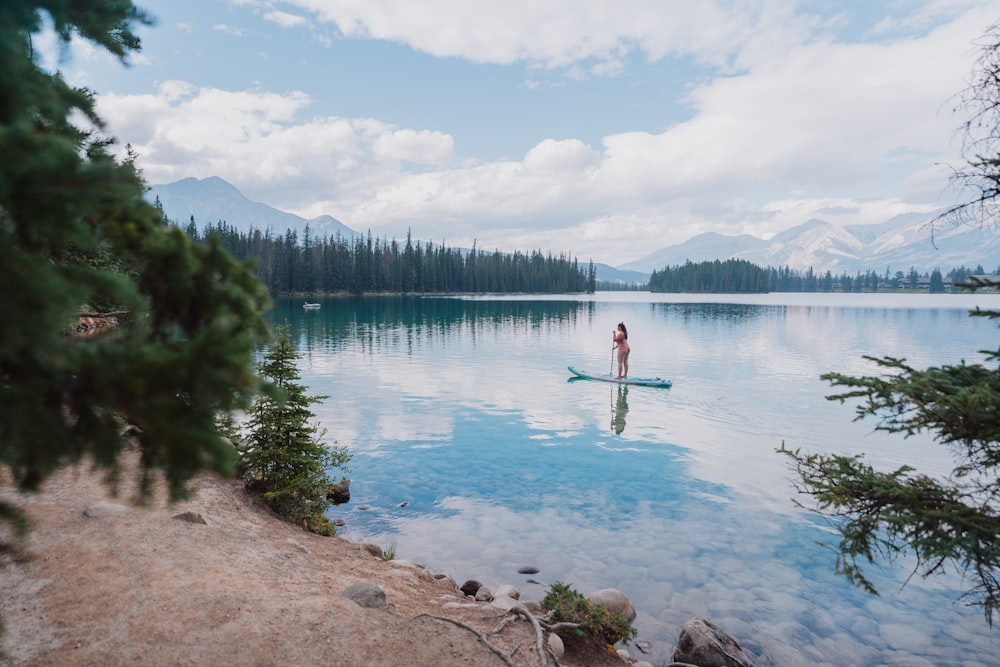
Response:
0,449,632,667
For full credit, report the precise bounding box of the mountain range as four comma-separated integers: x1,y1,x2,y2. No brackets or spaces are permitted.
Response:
149,176,1000,282
149,176,356,239
620,213,1000,279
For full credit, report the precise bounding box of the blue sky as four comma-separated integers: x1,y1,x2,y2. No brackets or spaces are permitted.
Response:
43,0,999,266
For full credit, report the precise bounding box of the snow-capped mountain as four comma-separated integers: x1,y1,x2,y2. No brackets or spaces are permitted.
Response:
621,215,1000,276
149,177,357,239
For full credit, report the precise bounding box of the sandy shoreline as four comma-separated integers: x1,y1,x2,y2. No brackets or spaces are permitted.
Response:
0,449,630,667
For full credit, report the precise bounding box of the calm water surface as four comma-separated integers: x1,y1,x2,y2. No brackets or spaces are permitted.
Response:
271,292,1000,666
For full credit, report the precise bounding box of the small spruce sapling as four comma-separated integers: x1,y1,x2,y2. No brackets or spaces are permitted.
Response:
239,323,350,535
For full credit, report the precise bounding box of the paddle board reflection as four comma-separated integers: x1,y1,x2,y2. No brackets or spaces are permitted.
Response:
611,385,629,434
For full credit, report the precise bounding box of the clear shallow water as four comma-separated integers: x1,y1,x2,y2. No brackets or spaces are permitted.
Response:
272,292,1000,666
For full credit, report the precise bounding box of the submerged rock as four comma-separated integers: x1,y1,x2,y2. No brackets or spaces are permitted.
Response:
326,478,350,505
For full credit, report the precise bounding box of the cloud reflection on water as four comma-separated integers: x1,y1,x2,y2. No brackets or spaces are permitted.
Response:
275,293,1000,665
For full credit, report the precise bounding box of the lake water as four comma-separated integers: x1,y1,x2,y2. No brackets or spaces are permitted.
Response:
271,292,1000,666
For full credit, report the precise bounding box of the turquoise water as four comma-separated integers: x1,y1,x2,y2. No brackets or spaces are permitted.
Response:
272,292,1000,666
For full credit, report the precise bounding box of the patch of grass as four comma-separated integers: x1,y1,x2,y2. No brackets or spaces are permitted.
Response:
380,542,397,561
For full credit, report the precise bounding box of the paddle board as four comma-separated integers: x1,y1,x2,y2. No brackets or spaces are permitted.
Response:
567,366,672,388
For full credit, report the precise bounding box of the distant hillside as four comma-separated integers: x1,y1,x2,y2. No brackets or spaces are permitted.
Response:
593,263,649,285
149,177,357,239
620,215,1000,275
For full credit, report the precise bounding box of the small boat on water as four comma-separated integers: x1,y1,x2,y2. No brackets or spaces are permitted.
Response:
303,302,321,309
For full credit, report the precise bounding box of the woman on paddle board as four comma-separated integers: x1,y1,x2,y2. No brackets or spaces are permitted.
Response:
613,322,630,379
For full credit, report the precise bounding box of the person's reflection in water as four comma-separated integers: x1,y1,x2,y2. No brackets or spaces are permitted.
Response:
611,385,629,434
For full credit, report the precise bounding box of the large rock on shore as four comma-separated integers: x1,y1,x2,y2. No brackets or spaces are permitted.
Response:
673,617,757,667
586,588,636,622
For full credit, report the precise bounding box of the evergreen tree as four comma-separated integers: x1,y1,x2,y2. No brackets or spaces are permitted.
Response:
929,269,945,293
649,259,769,293
181,223,594,295
804,267,817,292
869,270,880,293
781,23,1000,625
184,215,199,241
1,1,269,514
301,224,315,293
239,324,350,535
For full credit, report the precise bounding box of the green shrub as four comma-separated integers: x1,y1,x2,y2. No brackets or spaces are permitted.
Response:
540,582,637,645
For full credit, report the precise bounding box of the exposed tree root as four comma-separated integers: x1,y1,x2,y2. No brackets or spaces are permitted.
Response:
412,613,517,667
508,603,563,667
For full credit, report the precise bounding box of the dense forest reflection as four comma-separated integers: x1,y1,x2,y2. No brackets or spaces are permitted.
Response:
270,296,595,354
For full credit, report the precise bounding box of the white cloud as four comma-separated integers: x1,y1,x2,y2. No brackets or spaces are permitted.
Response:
372,128,455,164
523,138,599,173
95,83,459,208
587,8,986,211
868,0,988,37
31,23,148,89
86,1,997,266
263,10,309,29
30,20,68,75
286,0,764,70
758,197,939,232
